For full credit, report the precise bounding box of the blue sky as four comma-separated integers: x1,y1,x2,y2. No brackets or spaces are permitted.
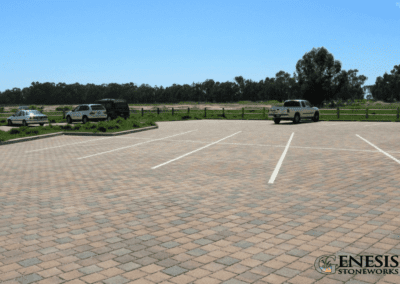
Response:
2,0,400,98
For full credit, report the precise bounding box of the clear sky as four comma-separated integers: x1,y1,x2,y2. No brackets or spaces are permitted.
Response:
2,0,400,97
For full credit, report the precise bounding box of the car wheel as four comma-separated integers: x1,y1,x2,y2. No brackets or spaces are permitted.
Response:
22,120,28,126
312,112,319,122
293,113,300,124
107,116,112,122
7,120,13,126
66,116,72,124
82,116,88,124
274,118,281,124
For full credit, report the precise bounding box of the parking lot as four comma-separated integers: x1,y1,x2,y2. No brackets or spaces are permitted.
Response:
1,120,400,284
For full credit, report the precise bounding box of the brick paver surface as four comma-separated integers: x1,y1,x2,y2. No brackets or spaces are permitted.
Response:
1,120,399,283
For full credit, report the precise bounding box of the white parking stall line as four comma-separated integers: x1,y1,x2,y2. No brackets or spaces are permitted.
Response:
268,132,295,184
26,137,116,152
160,140,384,153
356,134,400,165
152,131,242,169
77,130,198,160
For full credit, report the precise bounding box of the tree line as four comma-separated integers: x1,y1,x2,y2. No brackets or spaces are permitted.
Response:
1,47,398,107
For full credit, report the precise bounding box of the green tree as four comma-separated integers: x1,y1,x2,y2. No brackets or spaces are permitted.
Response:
294,47,342,107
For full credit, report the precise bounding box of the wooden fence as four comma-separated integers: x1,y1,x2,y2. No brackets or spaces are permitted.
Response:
0,107,399,119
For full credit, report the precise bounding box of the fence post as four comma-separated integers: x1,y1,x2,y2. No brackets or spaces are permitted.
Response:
204,107,206,117
366,107,368,119
242,108,244,119
397,107,399,119
172,107,174,116
263,107,265,118
188,107,190,114
337,107,340,119
142,108,144,117
63,109,65,119
223,108,224,117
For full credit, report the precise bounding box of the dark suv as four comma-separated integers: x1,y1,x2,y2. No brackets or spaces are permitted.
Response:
94,98,130,121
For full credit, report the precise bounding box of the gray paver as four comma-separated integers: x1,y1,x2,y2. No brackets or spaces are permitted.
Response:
162,265,188,276
17,273,43,284
18,258,42,267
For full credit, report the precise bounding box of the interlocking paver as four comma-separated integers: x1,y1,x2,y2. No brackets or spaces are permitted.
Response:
1,121,400,284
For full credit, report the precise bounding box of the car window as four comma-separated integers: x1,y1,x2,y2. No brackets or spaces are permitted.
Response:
305,101,311,107
73,106,80,111
115,102,128,109
105,103,113,109
91,105,106,110
15,111,21,116
283,101,301,107
301,102,306,107
27,110,42,115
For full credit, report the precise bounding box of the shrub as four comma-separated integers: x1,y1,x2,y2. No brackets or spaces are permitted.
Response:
132,121,140,127
25,129,39,135
61,124,72,130
11,108,18,112
9,128,20,134
0,107,4,112
97,126,107,132
0,119,5,123
84,123,97,129
107,124,120,130
181,115,191,120
29,105,37,110
73,124,81,130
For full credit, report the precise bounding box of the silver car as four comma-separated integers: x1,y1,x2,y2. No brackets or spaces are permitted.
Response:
7,109,49,126
65,104,108,124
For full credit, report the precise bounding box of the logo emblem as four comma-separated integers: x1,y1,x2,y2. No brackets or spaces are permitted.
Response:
315,255,338,274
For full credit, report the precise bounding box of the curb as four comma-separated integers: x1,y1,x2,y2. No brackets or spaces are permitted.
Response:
0,125,158,146
0,132,64,146
62,125,157,136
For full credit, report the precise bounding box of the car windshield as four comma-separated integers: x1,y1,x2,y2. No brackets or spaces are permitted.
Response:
91,105,105,110
115,102,128,109
27,110,43,115
284,101,301,107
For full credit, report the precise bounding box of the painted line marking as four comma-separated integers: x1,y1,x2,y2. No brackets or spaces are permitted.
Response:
268,132,295,184
152,131,242,169
77,130,197,160
26,137,115,152
115,137,400,153
356,134,400,165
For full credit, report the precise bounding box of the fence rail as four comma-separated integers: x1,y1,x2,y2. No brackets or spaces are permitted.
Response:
0,107,399,119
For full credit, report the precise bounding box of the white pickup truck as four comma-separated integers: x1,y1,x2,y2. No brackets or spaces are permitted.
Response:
268,100,320,124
